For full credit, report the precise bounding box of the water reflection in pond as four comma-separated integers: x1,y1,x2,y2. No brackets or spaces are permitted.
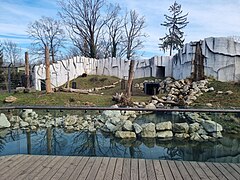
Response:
0,128,240,163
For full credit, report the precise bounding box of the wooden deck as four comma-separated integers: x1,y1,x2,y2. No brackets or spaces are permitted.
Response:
0,155,239,180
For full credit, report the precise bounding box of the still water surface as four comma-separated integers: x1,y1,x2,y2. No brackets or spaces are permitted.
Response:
0,128,239,163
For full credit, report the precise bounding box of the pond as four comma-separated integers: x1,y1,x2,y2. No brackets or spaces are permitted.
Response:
0,127,240,163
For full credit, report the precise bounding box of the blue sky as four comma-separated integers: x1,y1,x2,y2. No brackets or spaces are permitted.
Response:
1,0,240,59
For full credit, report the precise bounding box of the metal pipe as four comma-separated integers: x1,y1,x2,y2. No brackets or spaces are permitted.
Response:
0,106,240,113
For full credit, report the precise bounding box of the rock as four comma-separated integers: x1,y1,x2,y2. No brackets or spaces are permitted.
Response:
0,113,11,128
217,91,223,94
210,131,223,138
9,116,22,123
30,126,37,130
201,120,223,132
102,110,121,118
88,126,96,133
145,103,156,109
175,133,190,139
189,123,200,133
20,109,33,119
123,120,133,131
226,90,233,95
105,121,117,132
115,131,136,138
206,103,213,107
4,96,17,103
20,121,29,127
82,121,89,127
141,123,156,138
156,131,173,139
201,134,209,140
66,125,74,131
110,117,121,125
64,115,78,126
15,87,25,93
208,87,214,91
133,123,142,134
197,128,208,135
190,132,202,141
156,121,172,131
151,100,159,105
173,123,189,133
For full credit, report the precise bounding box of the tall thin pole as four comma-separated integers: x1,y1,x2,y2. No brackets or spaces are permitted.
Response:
25,52,30,88
45,45,52,93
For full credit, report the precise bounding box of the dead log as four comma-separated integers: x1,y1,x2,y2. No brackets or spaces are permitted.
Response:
60,87,89,94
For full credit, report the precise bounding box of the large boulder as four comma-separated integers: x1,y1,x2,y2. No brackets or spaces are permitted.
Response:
102,110,121,118
115,131,136,139
201,120,223,132
141,123,156,138
175,133,190,139
156,131,173,139
123,120,133,131
156,121,172,131
0,113,11,128
173,123,189,133
189,123,200,133
133,123,142,134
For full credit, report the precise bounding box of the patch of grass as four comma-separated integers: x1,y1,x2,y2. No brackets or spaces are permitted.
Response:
194,80,240,108
67,75,119,89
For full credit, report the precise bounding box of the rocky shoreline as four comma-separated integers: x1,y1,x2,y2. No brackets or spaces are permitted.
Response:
0,105,223,142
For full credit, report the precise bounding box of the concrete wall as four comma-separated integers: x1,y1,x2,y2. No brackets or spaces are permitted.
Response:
33,37,240,91
172,37,240,81
34,56,172,91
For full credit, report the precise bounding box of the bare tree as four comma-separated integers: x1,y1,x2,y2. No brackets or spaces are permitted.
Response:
3,40,22,65
27,16,65,63
59,0,115,59
105,4,125,58
124,10,146,100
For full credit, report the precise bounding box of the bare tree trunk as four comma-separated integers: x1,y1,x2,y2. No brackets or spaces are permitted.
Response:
45,45,53,93
25,52,30,89
126,59,135,99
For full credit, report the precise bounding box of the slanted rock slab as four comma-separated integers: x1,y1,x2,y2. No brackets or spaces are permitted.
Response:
0,113,11,128
115,131,136,139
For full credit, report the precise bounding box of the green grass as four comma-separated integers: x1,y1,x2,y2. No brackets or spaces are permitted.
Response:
0,75,153,107
194,80,240,108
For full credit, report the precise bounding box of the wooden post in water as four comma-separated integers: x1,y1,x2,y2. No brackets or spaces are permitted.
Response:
25,52,30,88
45,45,52,93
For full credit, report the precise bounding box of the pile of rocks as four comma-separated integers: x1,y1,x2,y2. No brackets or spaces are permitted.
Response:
134,77,214,107
0,106,223,142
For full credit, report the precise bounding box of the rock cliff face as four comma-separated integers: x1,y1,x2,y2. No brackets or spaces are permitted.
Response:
172,37,240,82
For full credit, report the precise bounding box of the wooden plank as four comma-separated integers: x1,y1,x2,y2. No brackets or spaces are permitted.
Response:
146,160,157,180
153,160,165,180
139,159,147,180
32,156,66,180
0,155,24,174
205,162,227,180
77,157,96,180
190,161,209,180
0,155,32,178
122,158,131,180
221,163,240,180
24,155,56,180
167,161,183,180
197,162,218,180
17,155,49,180
130,159,138,180
104,158,117,180
174,161,191,180
182,161,200,180
95,157,109,180
7,155,43,180
112,158,123,180
51,156,76,180
58,156,83,180
0,155,14,166
86,157,103,180
213,163,236,180
68,157,89,180
160,160,174,180
228,163,240,176
43,156,71,180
